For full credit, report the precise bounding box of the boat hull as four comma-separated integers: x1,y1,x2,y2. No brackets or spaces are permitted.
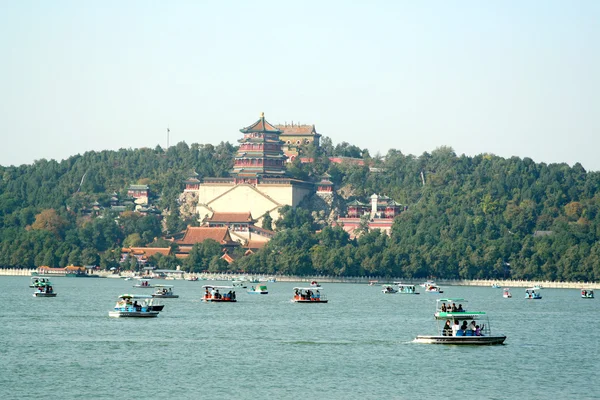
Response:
414,335,506,345
152,294,179,298
292,299,328,303
248,291,268,295
33,293,57,297
203,298,237,302
108,311,159,318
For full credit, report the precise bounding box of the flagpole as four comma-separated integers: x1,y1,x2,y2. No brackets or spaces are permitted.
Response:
167,127,170,149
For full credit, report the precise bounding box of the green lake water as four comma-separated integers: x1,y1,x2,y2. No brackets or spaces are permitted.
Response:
0,276,597,399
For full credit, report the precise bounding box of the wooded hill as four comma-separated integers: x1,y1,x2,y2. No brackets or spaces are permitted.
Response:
1,140,599,282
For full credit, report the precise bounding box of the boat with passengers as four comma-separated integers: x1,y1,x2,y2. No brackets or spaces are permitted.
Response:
503,288,512,298
33,282,57,297
424,283,443,293
30,277,52,288
393,282,419,294
152,285,179,298
108,294,163,317
133,279,154,288
292,287,327,303
414,299,506,345
525,287,542,299
248,285,268,294
381,284,398,294
202,285,237,302
581,289,594,299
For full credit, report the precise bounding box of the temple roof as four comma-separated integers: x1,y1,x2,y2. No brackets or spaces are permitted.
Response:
275,124,320,137
240,113,281,134
178,227,236,245
208,212,255,223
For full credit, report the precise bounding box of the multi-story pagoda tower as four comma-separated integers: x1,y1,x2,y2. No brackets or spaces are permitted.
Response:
231,112,287,184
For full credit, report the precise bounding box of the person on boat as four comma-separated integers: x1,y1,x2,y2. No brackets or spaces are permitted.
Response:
315,290,321,300
441,303,447,312
452,320,461,336
443,320,452,336
475,324,485,336
451,303,457,312
231,291,236,300
457,304,464,312
460,321,468,335
469,321,476,334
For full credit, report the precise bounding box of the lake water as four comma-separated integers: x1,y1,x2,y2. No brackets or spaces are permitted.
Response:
0,277,596,400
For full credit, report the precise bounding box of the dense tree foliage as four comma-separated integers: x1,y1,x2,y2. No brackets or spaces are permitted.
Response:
1,140,600,282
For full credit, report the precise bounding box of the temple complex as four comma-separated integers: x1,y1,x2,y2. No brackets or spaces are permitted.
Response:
335,194,405,238
185,113,313,228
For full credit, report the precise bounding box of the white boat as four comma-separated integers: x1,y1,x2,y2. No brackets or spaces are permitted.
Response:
133,279,154,288
381,284,398,294
292,287,327,303
310,281,321,287
33,282,57,297
414,299,506,345
202,285,237,302
152,285,179,298
248,285,268,294
532,285,543,290
581,289,594,299
525,288,542,299
424,283,443,293
231,280,247,289
108,294,162,318
503,288,512,298
393,282,419,294
420,280,436,288
491,283,501,289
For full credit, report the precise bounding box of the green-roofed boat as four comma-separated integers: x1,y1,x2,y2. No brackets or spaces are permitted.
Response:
33,282,57,297
414,298,506,345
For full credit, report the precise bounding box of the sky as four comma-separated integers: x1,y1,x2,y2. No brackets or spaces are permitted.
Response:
1,1,598,170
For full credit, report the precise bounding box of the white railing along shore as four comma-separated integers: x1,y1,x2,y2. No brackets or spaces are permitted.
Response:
0,268,597,289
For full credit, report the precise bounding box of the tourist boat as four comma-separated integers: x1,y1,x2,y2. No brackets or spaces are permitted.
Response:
108,294,162,318
581,289,594,299
133,279,154,288
187,275,199,281
420,280,436,288
202,285,237,302
424,283,443,293
381,284,398,294
368,280,378,286
30,277,52,288
33,282,57,297
232,280,247,289
414,299,506,345
532,284,543,290
267,277,276,283
393,282,419,294
248,285,268,294
152,285,179,298
292,287,327,303
503,288,512,298
525,288,542,299
491,283,501,288
310,281,321,287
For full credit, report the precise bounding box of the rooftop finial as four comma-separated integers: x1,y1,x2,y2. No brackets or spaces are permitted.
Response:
261,112,264,118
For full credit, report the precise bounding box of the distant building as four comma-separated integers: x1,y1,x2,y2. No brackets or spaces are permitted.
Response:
128,184,149,200
275,122,321,162
335,194,404,238
175,226,240,258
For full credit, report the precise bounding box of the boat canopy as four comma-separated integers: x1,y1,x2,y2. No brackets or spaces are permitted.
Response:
293,287,324,291
118,294,154,299
437,298,466,303
153,284,174,288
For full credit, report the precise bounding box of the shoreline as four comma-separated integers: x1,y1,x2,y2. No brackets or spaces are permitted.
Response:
1,268,597,289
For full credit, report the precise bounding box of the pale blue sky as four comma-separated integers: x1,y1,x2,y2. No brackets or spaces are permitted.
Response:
1,1,598,170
